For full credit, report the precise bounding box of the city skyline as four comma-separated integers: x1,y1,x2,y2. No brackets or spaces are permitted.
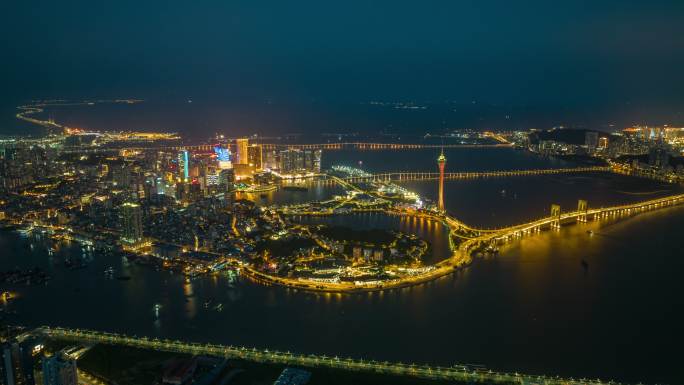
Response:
2,2,684,385
4,1,684,136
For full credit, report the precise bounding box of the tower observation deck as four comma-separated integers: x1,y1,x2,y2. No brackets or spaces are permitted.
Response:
438,150,446,211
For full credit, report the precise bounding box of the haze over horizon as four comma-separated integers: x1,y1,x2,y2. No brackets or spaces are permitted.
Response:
3,1,684,135
4,3,684,384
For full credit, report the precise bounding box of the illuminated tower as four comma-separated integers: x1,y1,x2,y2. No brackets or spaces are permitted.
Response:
177,150,189,182
437,150,446,212
236,138,249,165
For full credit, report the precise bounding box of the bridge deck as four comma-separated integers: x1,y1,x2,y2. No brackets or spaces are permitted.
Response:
38,326,618,385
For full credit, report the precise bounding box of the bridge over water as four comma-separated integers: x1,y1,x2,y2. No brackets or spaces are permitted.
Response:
263,181,684,293
341,166,610,182
57,142,512,154
36,326,620,385
260,142,513,150
460,193,684,252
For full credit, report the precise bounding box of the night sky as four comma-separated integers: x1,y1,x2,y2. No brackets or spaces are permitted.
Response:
2,1,684,135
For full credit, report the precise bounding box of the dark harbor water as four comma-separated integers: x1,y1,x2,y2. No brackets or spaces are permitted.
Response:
1,149,683,384
2,207,684,384
400,172,683,228
2,100,588,139
235,179,346,206
322,147,576,173
292,213,451,265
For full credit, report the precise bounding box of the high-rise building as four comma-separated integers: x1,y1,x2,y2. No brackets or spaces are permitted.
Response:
111,163,132,189
205,165,219,186
278,149,297,173
188,181,203,201
235,139,249,165
1,339,38,385
310,149,322,173
277,149,322,174
41,352,77,385
649,147,670,169
175,182,187,202
247,144,263,171
585,131,598,150
219,169,235,189
120,202,143,246
213,146,232,170
177,150,189,182
437,150,446,212
262,148,279,170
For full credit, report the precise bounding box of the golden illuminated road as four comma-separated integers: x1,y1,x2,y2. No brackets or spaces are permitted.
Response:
37,327,620,385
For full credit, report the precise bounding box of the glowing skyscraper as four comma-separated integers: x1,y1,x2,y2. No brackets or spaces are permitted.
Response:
437,150,446,211
121,202,143,246
177,150,189,182
236,138,249,165
213,145,232,170
247,144,263,171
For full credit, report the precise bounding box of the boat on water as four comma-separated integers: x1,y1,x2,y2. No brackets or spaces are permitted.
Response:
485,245,499,254
104,267,115,277
581,259,589,271
16,225,33,236
153,303,162,319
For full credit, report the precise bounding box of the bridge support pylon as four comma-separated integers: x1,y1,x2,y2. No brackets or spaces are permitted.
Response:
577,199,588,222
550,204,561,229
